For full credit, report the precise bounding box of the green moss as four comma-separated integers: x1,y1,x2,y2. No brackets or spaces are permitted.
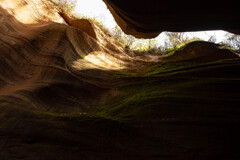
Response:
40,111,123,125
93,76,240,122
42,58,240,124
113,59,240,78
92,79,201,121
41,112,88,120
40,112,93,121
96,58,240,122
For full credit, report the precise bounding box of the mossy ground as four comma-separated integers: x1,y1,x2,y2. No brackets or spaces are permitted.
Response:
38,57,240,159
43,58,240,124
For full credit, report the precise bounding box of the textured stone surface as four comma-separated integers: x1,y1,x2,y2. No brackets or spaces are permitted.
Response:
103,0,240,38
160,41,239,62
59,12,98,40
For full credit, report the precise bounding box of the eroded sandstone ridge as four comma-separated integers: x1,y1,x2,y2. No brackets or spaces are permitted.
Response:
0,0,240,159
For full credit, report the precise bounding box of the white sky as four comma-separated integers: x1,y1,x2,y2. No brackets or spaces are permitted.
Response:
74,0,227,44
74,0,116,29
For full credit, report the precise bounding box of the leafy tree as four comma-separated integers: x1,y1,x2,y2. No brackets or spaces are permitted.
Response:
147,39,158,51
113,25,124,44
165,32,183,48
131,39,148,52
122,35,135,49
162,32,202,51
112,25,161,53
51,0,77,14
208,35,217,43
50,0,239,54
223,33,240,50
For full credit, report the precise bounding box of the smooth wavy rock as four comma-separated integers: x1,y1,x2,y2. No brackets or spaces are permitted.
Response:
160,41,239,62
0,0,138,113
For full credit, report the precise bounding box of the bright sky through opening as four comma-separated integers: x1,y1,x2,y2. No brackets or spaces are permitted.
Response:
74,0,116,29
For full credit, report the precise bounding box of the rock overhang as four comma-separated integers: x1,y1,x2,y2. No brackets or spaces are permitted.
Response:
103,0,240,38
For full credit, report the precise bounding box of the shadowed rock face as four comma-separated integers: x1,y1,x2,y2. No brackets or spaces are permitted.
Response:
160,41,239,62
0,0,240,160
103,0,240,38
59,12,98,40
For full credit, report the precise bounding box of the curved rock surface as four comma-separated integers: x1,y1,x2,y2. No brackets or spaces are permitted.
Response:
103,0,240,38
59,12,98,40
161,41,239,62
0,0,240,159
0,0,132,113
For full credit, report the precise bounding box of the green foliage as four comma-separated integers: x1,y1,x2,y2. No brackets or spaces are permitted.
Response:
51,0,77,14
51,0,239,55
75,15,111,35
112,25,161,53
222,33,240,50
112,27,204,54
162,32,202,51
